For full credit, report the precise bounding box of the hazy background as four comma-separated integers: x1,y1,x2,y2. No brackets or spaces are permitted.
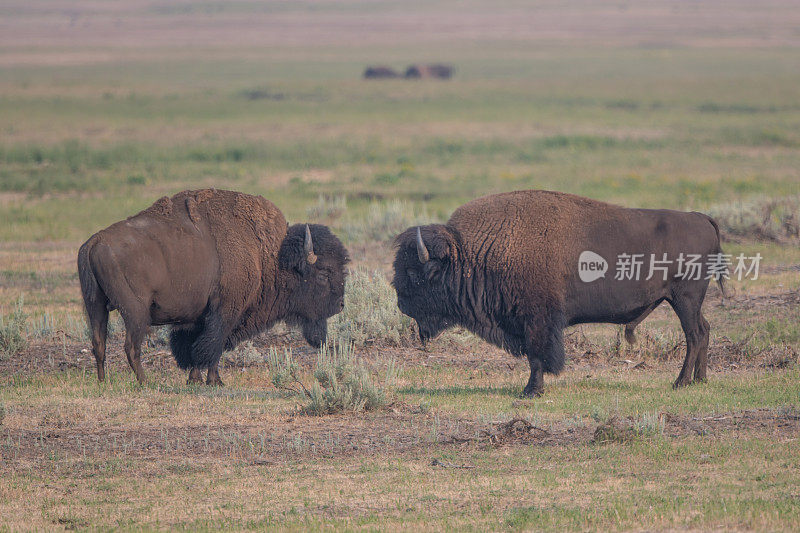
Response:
1,0,799,307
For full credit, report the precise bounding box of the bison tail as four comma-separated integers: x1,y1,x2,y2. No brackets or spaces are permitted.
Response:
78,237,102,311
704,214,728,299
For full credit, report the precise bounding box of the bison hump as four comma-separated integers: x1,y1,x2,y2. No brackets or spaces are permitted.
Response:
185,197,201,225
150,196,173,217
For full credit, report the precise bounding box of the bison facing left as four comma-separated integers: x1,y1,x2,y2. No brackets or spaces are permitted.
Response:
393,190,725,398
77,189,349,385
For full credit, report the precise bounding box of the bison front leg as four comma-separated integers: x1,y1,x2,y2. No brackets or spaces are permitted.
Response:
521,320,566,398
191,307,229,387
522,357,544,398
205,366,224,387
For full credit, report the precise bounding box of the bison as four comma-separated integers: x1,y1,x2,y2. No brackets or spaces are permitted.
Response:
363,66,400,79
393,190,724,397
404,64,454,79
78,189,349,385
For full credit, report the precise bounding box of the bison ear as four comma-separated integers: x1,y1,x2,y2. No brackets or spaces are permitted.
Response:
420,227,455,262
418,228,455,280
279,236,314,276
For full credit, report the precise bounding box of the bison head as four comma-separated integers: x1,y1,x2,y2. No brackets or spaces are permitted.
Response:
279,223,349,347
392,224,461,343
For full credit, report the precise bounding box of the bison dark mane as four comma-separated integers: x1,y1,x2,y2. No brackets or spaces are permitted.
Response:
393,225,566,375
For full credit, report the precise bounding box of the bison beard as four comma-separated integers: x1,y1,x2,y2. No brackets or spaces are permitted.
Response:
393,190,724,398
78,189,349,385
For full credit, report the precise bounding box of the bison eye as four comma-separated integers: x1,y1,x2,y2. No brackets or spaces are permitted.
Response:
407,269,420,284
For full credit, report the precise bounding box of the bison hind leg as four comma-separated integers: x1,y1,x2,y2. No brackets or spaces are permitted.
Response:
669,284,711,388
83,288,109,382
624,301,661,345
624,325,637,345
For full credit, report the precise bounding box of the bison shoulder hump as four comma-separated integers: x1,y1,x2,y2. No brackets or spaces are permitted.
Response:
148,196,173,217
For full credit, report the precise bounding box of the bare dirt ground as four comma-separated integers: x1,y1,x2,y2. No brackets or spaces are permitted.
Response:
3,319,797,470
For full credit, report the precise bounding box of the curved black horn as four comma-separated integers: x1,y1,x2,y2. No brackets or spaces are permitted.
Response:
416,227,429,264
305,224,317,264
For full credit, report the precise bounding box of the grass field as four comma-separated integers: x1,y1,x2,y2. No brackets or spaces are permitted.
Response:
1,1,800,530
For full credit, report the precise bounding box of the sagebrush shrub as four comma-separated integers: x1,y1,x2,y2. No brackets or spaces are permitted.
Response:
329,268,414,346
0,296,28,359
267,341,391,415
707,196,800,241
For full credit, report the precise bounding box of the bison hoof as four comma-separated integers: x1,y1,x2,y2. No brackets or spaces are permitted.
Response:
520,388,543,399
187,369,203,385
672,378,691,389
206,376,225,387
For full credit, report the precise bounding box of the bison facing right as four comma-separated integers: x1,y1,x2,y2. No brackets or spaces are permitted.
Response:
78,189,349,385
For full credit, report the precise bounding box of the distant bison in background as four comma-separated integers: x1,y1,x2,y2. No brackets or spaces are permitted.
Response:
404,64,454,79
393,190,724,397
363,66,400,79
78,189,349,385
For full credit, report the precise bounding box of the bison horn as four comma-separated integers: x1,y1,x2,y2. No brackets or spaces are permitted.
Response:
304,224,317,264
416,227,429,264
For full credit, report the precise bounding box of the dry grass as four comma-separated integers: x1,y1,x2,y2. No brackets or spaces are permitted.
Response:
2,0,800,528
1,357,798,530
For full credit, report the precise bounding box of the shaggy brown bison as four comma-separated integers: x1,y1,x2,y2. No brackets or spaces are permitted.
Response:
363,66,400,79
78,189,349,385
393,190,725,397
404,64,454,79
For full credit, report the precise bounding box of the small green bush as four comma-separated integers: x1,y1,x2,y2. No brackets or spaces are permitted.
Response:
268,346,306,395
307,341,388,415
267,341,392,415
0,296,28,359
